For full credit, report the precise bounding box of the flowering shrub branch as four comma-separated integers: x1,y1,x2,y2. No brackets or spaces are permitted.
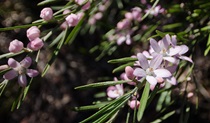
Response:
0,0,209,122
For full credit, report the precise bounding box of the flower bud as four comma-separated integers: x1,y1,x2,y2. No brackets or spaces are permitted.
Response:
27,26,40,41
27,38,44,51
125,12,133,20
9,39,24,53
82,2,90,10
129,100,140,109
117,19,130,30
125,66,134,80
40,7,53,21
65,13,79,27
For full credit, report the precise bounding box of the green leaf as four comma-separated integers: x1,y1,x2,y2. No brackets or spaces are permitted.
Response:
108,57,137,64
0,51,24,60
155,30,166,37
112,62,134,73
204,33,210,56
38,0,59,6
49,31,65,47
0,80,9,97
74,102,109,111
150,110,176,123
75,80,129,90
42,28,67,76
0,22,45,31
163,23,182,30
137,82,150,121
80,88,137,123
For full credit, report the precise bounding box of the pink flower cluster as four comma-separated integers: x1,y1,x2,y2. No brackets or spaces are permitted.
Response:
88,0,110,25
9,26,44,53
106,77,140,109
108,7,142,45
132,34,192,89
106,34,193,109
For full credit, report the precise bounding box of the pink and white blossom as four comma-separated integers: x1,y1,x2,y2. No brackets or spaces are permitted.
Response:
3,57,39,87
133,53,172,86
107,83,124,99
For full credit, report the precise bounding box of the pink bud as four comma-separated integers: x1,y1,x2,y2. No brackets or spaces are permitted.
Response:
125,12,133,20
40,7,53,21
27,38,44,51
0,65,9,71
125,66,134,80
9,39,24,53
65,13,79,27
117,19,130,30
82,2,90,10
132,7,142,21
94,12,103,20
129,100,140,109
75,0,85,5
63,9,71,15
27,26,40,41
60,21,68,30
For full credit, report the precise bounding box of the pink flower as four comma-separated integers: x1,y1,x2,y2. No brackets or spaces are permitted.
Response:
9,39,24,53
129,100,140,109
3,57,39,87
65,13,80,27
27,26,40,41
40,7,53,21
133,53,171,86
27,38,44,51
107,84,124,99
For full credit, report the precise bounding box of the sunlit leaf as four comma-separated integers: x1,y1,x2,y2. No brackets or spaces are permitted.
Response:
108,57,137,64
137,82,150,121
75,80,129,90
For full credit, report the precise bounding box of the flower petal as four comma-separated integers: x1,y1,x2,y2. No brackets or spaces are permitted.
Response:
166,76,177,85
154,69,172,78
146,75,157,85
171,35,177,46
150,54,163,69
26,69,39,77
179,56,193,63
168,46,181,56
18,74,27,87
133,68,146,77
3,70,18,80
179,45,189,55
8,58,20,69
150,38,161,53
163,56,178,64
20,57,32,68
162,34,170,49
137,53,149,69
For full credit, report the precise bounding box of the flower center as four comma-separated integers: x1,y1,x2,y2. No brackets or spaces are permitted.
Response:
18,66,26,75
146,67,154,75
